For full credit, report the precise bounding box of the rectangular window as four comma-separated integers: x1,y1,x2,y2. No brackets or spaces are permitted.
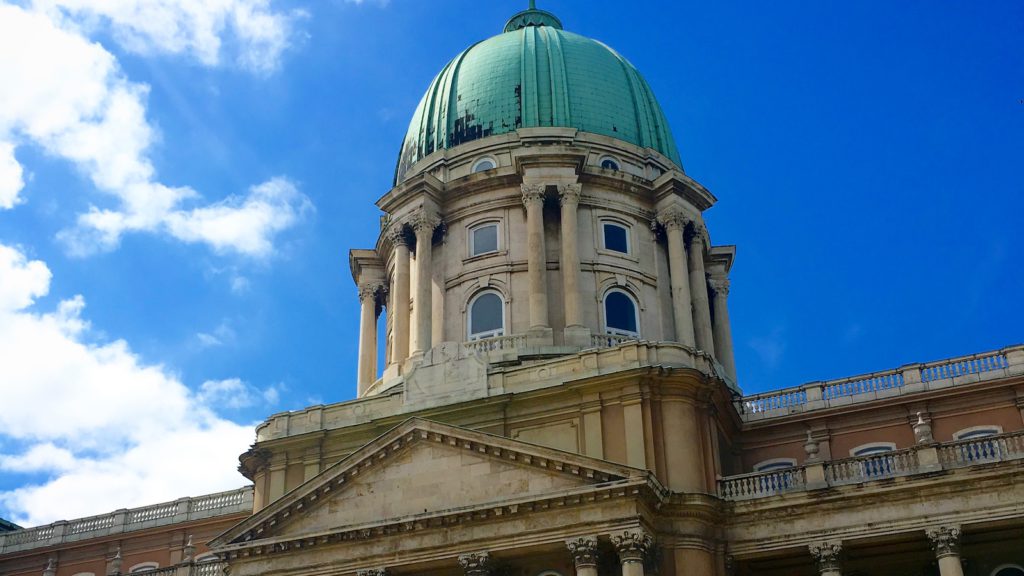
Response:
470,223,498,256
602,222,629,254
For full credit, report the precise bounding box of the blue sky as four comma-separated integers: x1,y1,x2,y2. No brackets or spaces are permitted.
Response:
0,0,1021,525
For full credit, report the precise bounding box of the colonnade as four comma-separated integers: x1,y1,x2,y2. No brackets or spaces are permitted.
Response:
354,184,740,393
354,528,658,576
805,526,964,576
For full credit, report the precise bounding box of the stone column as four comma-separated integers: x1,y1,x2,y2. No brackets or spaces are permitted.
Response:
808,541,842,576
390,226,411,364
522,184,549,330
657,209,695,347
357,283,380,395
612,528,652,576
412,213,438,355
458,552,492,576
926,526,964,576
566,536,599,576
708,276,737,381
687,226,715,355
559,183,584,330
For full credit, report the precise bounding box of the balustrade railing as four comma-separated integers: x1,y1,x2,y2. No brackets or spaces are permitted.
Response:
131,568,178,576
590,333,635,349
192,562,226,576
718,466,806,500
825,448,919,485
719,430,1024,501
939,429,1024,467
737,345,1020,420
0,487,252,553
464,334,528,353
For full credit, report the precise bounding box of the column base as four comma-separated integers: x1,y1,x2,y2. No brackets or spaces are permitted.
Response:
526,327,554,347
563,325,592,348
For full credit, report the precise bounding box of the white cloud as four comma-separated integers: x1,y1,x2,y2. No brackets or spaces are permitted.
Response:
748,326,787,370
0,243,255,526
0,142,25,209
196,320,237,348
0,3,311,257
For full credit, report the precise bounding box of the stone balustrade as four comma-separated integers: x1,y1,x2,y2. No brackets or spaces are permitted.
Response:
0,487,253,554
589,333,636,349
719,429,1024,500
738,345,1023,421
464,334,529,354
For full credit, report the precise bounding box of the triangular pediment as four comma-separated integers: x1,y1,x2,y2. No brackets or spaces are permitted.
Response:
211,418,650,550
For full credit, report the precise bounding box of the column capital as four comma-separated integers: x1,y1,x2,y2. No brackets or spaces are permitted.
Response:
808,541,842,574
926,525,962,558
708,277,730,297
655,207,692,232
611,528,653,563
687,224,708,248
409,210,440,233
387,224,408,246
522,183,546,206
558,183,582,206
358,283,383,302
356,569,388,576
565,535,599,569
457,552,492,576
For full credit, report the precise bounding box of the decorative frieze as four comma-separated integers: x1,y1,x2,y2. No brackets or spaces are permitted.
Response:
458,551,492,576
565,535,599,569
926,525,961,558
808,541,842,574
611,528,652,563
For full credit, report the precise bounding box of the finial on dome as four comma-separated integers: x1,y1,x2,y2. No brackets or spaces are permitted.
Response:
504,1,562,33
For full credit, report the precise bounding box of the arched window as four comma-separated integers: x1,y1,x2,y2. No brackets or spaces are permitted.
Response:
753,458,796,472
953,425,1001,440
992,565,1024,576
472,157,497,173
468,291,505,340
850,442,896,457
954,425,1003,461
599,156,619,171
469,221,499,256
129,564,159,574
603,289,639,338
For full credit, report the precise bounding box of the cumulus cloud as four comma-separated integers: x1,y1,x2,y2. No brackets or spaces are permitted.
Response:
0,243,256,526
0,2,311,257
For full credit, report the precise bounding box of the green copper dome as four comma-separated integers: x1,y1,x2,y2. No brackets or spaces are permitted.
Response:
395,5,681,183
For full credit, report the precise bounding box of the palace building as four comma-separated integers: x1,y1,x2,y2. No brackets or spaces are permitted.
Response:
2,4,1022,576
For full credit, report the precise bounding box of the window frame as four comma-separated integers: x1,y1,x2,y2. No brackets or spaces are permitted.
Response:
471,156,497,173
467,290,506,341
602,288,640,338
753,458,797,472
991,565,1024,576
468,221,501,257
129,563,160,574
600,220,631,255
598,155,620,171
850,442,897,457
953,425,1002,440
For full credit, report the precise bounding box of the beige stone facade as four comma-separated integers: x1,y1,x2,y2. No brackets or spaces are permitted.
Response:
3,6,1023,576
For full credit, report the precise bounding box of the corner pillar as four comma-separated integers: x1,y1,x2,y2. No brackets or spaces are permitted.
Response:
657,209,695,347
687,226,715,355
612,528,653,576
808,541,842,576
458,552,492,576
389,226,411,364
566,536,599,576
411,212,439,356
708,276,737,381
522,184,550,333
927,526,964,576
357,283,381,395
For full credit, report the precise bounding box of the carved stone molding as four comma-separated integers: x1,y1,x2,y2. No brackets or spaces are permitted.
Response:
611,528,653,563
356,569,388,576
557,183,582,206
358,283,384,302
655,207,691,232
926,525,962,558
457,552,492,576
521,183,546,206
387,223,409,247
409,210,440,234
687,224,708,249
808,541,842,574
708,277,730,297
565,535,599,569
